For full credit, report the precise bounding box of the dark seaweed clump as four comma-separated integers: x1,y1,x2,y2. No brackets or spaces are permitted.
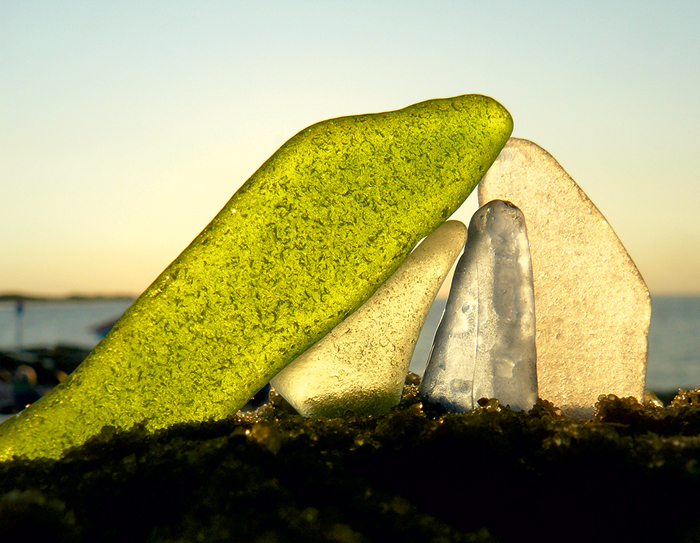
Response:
2,375,700,543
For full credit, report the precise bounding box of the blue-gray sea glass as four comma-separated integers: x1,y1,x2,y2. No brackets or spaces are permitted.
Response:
420,200,537,411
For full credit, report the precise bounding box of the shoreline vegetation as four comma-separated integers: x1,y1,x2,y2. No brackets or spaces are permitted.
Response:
1,376,700,542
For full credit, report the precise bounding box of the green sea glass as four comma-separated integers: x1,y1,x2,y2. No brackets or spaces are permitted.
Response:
0,95,512,461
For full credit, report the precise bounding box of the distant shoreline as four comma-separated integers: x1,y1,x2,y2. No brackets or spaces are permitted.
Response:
0,293,136,303
2,292,699,303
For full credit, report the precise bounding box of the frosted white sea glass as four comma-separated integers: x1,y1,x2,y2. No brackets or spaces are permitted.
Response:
420,200,537,412
479,138,651,420
271,221,468,417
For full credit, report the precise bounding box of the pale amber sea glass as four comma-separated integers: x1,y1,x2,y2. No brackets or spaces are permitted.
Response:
479,138,650,420
0,95,512,460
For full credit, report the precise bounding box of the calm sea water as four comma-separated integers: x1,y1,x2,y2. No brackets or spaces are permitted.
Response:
0,299,134,351
1,296,699,393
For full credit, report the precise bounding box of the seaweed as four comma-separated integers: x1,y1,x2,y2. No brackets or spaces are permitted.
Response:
2,376,700,542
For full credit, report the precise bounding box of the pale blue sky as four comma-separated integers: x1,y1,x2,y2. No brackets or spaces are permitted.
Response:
1,1,699,295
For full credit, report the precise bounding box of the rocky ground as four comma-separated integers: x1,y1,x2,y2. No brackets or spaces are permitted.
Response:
0,346,90,415
1,374,700,543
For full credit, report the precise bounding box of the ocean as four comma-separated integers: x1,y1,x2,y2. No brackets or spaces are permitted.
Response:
1,296,699,394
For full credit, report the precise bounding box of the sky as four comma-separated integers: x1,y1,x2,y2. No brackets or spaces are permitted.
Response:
1,1,699,297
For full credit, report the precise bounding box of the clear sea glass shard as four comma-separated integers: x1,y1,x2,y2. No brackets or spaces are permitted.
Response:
478,138,651,420
272,221,468,417
420,200,537,412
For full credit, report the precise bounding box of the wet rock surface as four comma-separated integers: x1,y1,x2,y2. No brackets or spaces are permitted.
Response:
1,375,700,543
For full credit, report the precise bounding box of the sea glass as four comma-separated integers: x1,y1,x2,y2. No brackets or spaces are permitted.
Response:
478,138,650,420
272,221,468,417
0,95,513,460
420,200,537,412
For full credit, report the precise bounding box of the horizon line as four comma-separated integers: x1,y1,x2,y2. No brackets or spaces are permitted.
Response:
2,290,700,302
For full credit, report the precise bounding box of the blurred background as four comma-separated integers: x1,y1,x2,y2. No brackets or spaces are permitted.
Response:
1,1,699,406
